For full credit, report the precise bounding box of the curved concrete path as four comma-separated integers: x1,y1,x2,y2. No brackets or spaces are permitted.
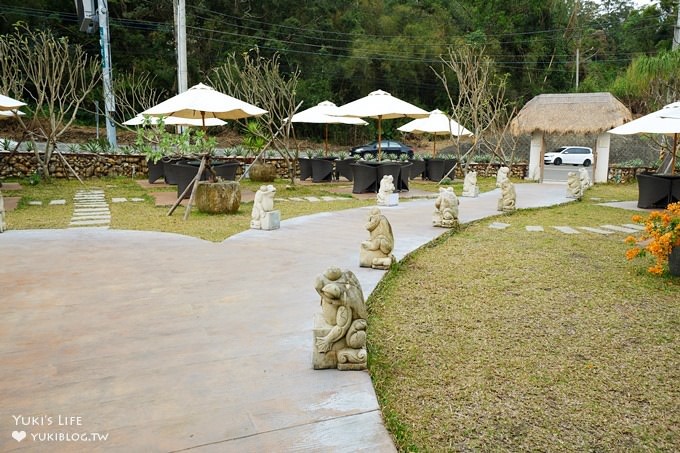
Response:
0,184,570,452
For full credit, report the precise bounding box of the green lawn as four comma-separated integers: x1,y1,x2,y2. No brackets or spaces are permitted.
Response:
367,183,680,452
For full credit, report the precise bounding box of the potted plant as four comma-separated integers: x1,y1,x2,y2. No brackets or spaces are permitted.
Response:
297,150,314,181
244,121,276,182
625,202,680,276
136,117,241,214
334,151,356,181
310,149,335,182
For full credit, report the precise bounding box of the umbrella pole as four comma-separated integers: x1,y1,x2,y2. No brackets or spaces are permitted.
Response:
377,116,382,161
324,124,329,156
433,134,437,158
672,133,678,175
183,155,207,220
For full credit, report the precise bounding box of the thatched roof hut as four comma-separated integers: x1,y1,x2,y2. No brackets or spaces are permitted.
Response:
513,93,632,184
511,92,631,135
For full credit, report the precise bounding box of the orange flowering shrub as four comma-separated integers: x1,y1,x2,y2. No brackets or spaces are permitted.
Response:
625,202,680,275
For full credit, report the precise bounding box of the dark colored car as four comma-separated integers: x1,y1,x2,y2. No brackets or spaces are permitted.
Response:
350,140,414,159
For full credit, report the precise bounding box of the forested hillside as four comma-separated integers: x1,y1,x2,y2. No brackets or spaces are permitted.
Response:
0,0,677,113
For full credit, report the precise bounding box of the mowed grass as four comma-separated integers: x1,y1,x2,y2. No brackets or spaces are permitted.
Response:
367,184,680,452
2,176,382,241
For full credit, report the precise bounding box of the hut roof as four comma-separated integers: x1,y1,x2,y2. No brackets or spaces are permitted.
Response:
511,92,632,135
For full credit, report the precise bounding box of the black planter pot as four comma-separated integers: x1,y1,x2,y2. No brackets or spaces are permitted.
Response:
636,173,673,209
298,157,312,181
335,158,357,181
408,160,426,180
376,162,402,192
162,158,187,185
425,158,457,181
669,246,680,277
175,163,208,199
398,162,412,191
311,158,335,183
350,162,378,193
213,161,240,181
146,159,164,184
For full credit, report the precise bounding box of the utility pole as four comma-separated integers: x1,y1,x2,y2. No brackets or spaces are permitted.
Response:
673,0,680,50
98,0,117,149
174,0,188,94
75,0,117,148
575,47,580,90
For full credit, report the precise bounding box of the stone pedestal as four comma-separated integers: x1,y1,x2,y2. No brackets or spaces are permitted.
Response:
378,193,399,206
261,210,280,230
195,181,241,214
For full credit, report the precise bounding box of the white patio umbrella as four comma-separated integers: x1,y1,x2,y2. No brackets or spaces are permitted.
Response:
0,93,26,111
123,114,226,127
334,89,428,160
141,83,267,128
140,83,267,218
609,101,680,174
0,110,25,120
289,100,367,155
398,109,473,157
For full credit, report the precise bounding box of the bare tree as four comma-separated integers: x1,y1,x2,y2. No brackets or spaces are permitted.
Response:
209,48,301,183
111,69,167,128
433,43,510,172
0,25,101,178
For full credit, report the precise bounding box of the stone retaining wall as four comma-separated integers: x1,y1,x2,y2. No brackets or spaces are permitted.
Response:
0,151,650,183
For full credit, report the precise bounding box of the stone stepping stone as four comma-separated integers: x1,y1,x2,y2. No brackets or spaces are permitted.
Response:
304,196,321,202
69,219,110,226
74,196,105,201
288,197,305,202
74,207,110,212
28,201,43,206
622,223,645,231
553,226,580,234
71,215,111,221
111,197,128,203
579,227,615,235
489,222,511,230
600,224,640,233
129,198,144,202
321,196,338,201
526,225,544,232
73,210,110,215
74,202,109,208
49,200,66,205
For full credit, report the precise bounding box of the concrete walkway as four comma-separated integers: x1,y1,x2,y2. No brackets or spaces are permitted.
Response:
1,184,572,452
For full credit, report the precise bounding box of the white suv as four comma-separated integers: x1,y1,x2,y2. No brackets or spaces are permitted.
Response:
544,146,593,166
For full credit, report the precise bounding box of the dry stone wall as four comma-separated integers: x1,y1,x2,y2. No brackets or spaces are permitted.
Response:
0,151,646,183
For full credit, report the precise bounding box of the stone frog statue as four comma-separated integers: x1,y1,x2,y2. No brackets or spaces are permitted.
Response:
579,167,593,191
376,174,395,205
359,207,395,270
497,179,516,212
312,267,368,371
461,171,479,197
567,171,583,199
250,184,276,229
496,166,510,188
432,187,459,228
